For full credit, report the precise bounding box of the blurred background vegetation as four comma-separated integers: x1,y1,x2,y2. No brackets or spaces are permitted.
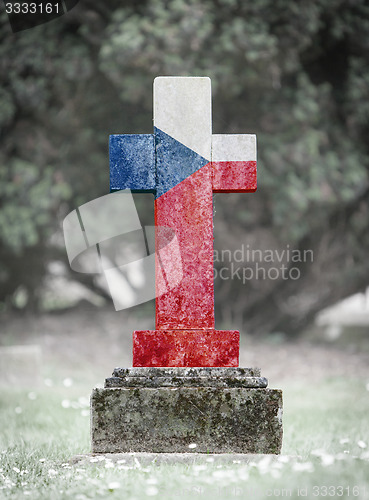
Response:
1,0,369,337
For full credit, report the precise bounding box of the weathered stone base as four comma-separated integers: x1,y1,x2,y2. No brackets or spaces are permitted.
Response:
91,368,283,454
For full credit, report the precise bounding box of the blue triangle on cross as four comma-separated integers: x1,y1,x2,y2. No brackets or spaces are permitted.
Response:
109,129,208,199
154,128,208,199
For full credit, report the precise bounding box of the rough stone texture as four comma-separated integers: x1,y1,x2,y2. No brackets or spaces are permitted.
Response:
154,76,212,160
212,161,257,193
211,134,257,162
105,376,267,388
108,367,266,388
113,367,261,377
105,375,267,388
109,134,155,193
154,164,215,330
133,330,239,367
91,385,283,454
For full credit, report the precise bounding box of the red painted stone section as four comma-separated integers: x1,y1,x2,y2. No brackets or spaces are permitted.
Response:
136,158,257,367
133,330,239,367
155,163,215,330
212,161,257,193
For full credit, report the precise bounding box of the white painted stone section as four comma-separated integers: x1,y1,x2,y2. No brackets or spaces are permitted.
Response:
212,134,257,162
154,77,212,161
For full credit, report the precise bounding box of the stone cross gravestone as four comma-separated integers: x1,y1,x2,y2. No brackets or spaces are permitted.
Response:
91,77,283,454
110,77,256,367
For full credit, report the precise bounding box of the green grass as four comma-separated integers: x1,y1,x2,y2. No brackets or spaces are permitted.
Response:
1,378,369,499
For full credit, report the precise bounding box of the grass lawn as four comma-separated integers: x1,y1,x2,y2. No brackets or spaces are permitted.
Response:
1,376,369,499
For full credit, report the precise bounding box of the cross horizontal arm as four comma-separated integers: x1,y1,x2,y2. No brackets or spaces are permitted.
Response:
110,134,156,193
212,134,257,193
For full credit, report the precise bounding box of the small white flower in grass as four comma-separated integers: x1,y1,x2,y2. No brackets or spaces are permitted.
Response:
238,467,249,481
336,453,349,460
277,455,290,463
272,461,283,470
27,392,37,400
61,400,70,409
108,482,121,491
44,378,53,387
48,469,58,477
81,410,89,417
206,457,214,463
271,468,281,479
212,469,226,478
256,455,272,474
321,454,335,466
90,458,99,463
146,486,159,496
193,464,207,472
232,460,241,464
311,449,325,457
63,378,73,387
13,467,20,474
339,438,349,445
146,477,158,485
39,459,46,463
78,396,89,407
117,459,126,464
15,407,22,414
104,462,114,469
24,491,31,496
188,443,197,449
292,462,314,472
21,482,27,486
358,440,367,449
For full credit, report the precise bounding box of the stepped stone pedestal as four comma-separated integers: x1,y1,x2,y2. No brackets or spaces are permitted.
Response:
91,367,283,454
88,77,283,455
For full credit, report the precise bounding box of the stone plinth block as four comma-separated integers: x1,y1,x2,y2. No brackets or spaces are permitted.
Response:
91,368,283,454
133,330,239,367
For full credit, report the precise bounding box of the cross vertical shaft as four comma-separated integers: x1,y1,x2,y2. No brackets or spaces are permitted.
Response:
154,77,214,330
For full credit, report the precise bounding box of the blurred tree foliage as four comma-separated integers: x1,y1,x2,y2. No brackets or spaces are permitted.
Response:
0,0,368,333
